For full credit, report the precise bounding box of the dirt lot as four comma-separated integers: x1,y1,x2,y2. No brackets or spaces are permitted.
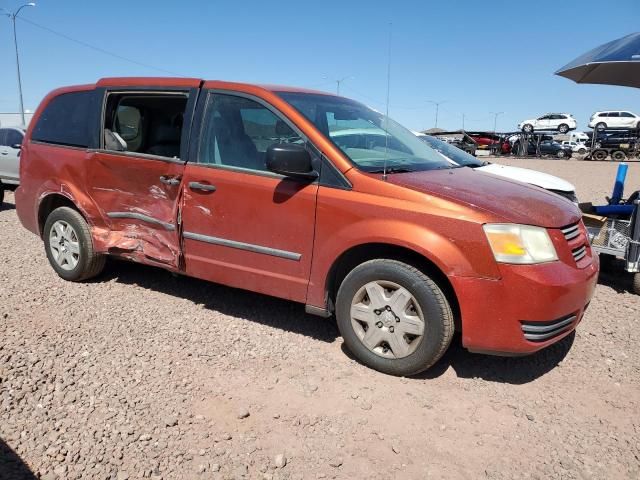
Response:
1,159,639,480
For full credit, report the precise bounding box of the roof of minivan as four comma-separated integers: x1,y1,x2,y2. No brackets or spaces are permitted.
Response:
95,77,335,96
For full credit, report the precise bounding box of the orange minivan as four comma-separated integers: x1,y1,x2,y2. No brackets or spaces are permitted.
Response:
15,78,599,376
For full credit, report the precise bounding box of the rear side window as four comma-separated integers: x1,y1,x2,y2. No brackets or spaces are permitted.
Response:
32,91,94,148
6,129,23,147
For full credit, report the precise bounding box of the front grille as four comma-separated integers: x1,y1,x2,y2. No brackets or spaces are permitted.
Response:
521,315,577,342
562,224,580,241
560,222,590,266
572,245,587,262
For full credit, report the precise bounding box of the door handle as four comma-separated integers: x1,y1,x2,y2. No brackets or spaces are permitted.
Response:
160,175,181,186
188,181,217,192
0,152,7,155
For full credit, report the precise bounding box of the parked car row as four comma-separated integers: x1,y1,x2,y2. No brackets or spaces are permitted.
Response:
517,110,640,134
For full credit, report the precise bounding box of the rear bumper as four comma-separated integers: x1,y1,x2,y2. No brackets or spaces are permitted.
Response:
451,257,599,355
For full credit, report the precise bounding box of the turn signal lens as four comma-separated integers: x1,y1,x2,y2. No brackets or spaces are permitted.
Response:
483,224,558,264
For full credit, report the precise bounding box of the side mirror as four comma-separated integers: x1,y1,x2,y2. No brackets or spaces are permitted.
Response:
266,143,317,180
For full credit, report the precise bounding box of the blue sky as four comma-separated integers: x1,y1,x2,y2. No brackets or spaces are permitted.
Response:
0,0,639,132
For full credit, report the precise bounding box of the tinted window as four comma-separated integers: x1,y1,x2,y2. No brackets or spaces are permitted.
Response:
608,112,620,117
199,94,301,171
620,112,634,117
32,91,94,148
0,129,7,147
6,129,23,147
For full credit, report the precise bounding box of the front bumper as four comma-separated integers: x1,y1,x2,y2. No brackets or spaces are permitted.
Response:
451,257,599,355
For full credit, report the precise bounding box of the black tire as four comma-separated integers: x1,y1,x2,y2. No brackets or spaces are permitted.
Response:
0,183,4,207
578,148,587,155
558,124,569,134
522,124,533,133
633,273,640,296
43,206,106,282
593,150,608,161
556,150,567,159
611,150,627,162
336,259,454,376
596,122,607,130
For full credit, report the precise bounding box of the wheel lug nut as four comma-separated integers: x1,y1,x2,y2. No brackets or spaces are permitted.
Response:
389,326,395,333
374,309,381,315
395,317,400,323
376,322,383,328
386,306,391,311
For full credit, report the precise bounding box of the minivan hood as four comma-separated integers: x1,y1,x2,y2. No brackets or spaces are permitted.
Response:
386,167,580,228
477,163,576,193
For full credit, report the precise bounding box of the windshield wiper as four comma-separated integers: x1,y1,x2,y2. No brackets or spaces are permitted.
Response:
368,166,415,174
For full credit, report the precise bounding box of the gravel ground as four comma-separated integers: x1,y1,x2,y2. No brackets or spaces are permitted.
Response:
1,159,639,480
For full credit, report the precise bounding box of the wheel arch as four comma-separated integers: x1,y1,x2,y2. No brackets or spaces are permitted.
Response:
37,193,84,237
323,242,461,330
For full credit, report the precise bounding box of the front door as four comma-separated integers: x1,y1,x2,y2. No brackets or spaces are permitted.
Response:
87,88,195,268
181,91,318,302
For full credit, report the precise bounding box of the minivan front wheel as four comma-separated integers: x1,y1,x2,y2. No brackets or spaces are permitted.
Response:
44,207,106,281
336,259,454,376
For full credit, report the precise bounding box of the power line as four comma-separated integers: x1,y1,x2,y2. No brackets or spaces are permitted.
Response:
17,16,182,76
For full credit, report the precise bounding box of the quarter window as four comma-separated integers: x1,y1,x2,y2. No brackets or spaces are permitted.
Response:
31,91,95,148
199,94,300,171
620,112,634,118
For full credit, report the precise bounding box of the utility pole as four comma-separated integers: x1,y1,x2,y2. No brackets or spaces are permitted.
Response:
1,3,36,126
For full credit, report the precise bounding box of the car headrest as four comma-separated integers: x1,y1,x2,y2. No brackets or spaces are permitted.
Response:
153,124,181,144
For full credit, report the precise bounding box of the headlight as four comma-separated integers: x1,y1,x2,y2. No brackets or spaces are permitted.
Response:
483,224,558,264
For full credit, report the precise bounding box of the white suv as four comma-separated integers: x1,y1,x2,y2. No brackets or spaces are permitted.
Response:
588,111,640,130
518,113,577,134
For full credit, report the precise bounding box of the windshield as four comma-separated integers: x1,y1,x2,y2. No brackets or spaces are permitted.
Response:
418,135,484,167
276,92,452,173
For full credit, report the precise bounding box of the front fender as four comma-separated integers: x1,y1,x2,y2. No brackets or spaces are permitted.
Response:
306,217,500,308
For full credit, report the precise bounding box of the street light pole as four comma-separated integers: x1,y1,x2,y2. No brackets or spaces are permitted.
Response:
323,75,353,95
491,111,504,134
2,3,36,126
427,100,446,129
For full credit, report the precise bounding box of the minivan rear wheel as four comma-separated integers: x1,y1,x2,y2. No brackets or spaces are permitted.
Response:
43,207,106,281
336,259,454,376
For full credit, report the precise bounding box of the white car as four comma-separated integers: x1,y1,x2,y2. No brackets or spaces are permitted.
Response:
561,141,588,155
588,111,640,130
518,113,577,134
0,127,25,205
417,134,578,203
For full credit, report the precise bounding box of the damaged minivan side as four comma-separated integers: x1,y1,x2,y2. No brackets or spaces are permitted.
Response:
16,78,599,376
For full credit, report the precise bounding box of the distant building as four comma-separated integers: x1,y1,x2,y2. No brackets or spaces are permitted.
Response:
0,112,33,128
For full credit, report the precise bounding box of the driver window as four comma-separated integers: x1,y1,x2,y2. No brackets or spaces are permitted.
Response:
199,94,300,171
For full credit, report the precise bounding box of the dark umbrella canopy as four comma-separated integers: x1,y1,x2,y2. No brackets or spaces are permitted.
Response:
555,32,640,88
